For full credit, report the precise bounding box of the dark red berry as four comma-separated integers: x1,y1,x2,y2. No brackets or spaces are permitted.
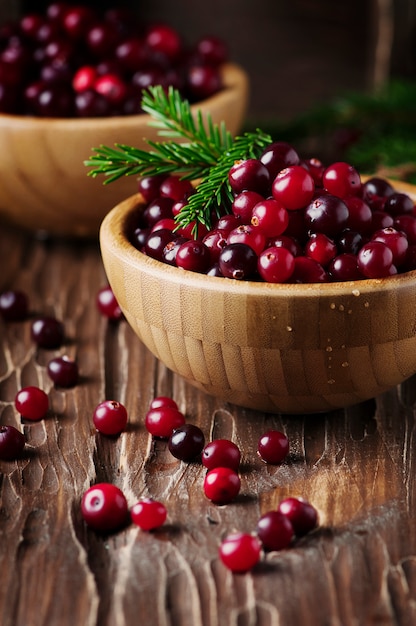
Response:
357,241,394,278
260,141,300,179
218,243,258,280
47,355,79,387
219,532,261,573
257,246,295,283
168,423,205,461
131,498,167,530
15,386,49,421
256,511,294,551
149,396,178,410
277,497,318,536
93,400,128,436
322,161,361,198
31,316,64,349
81,483,128,532
0,425,25,460
202,439,241,471
228,159,270,196
96,285,123,321
272,165,315,210
257,430,289,464
203,466,241,504
0,290,28,321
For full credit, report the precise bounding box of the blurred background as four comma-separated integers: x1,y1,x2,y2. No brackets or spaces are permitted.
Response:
2,0,416,179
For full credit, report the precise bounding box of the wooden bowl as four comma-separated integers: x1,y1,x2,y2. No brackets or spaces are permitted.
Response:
100,181,416,414
0,63,248,238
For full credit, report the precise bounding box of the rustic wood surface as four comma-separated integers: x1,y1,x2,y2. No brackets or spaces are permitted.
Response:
1,217,416,626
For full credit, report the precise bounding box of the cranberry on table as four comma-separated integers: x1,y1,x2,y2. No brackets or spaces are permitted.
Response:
96,285,123,321
15,386,49,421
93,400,128,436
81,483,129,533
277,497,318,536
131,498,167,530
149,396,178,411
47,355,79,387
219,532,262,573
256,511,294,551
0,425,25,460
202,439,241,472
31,316,64,349
145,405,185,439
0,290,29,321
257,430,289,464
203,466,241,504
168,423,205,461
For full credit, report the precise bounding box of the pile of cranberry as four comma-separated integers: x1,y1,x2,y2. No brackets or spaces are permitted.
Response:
0,2,227,117
132,141,416,283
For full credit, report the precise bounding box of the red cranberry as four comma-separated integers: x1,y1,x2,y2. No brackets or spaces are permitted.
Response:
305,233,337,267
291,256,328,283
232,190,264,222
149,396,178,410
131,498,167,530
15,386,49,421
257,430,289,464
371,227,408,267
138,174,167,202
81,483,129,532
47,355,79,387
0,290,28,321
202,439,241,471
251,198,289,238
145,24,182,61
94,73,127,105
256,511,294,551
328,254,363,281
203,466,241,504
176,240,211,273
272,165,315,210
260,141,300,179
228,159,270,196
219,532,261,573
96,286,123,321
93,400,128,436
322,161,361,198
304,194,350,237
72,65,97,92
0,425,25,460
186,64,222,101
195,35,228,66
227,224,266,256
159,176,195,202
277,497,318,536
145,406,185,439
357,241,394,278
384,192,414,216
168,424,205,461
218,243,258,280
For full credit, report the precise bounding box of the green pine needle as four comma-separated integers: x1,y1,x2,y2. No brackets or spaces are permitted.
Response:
84,85,272,234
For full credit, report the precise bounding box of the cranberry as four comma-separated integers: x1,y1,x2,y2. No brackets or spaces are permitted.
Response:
304,194,349,237
260,141,300,179
218,243,258,280
145,24,182,61
131,498,167,530
362,177,395,208
305,233,337,267
384,192,414,216
344,196,372,232
256,511,294,551
203,466,241,504
186,64,222,101
0,425,25,460
31,316,64,349
195,35,228,66
202,230,228,263
357,241,394,278
322,161,361,198
81,483,129,532
232,191,264,222
138,174,167,202
63,6,95,40
251,198,289,238
94,73,127,106
143,197,174,226
272,165,315,210
291,256,328,283
93,400,128,436
277,497,318,536
149,396,178,410
176,240,211,273
47,355,79,387
145,406,185,439
15,386,49,421
257,246,295,283
145,229,176,262
328,254,363,281
96,286,123,321
371,227,408,266
394,215,416,245
202,439,241,472
228,159,271,196
0,290,28,321
257,430,289,464
227,224,266,256
219,532,262,573
337,230,364,255
72,65,97,92
168,423,205,461
86,22,119,58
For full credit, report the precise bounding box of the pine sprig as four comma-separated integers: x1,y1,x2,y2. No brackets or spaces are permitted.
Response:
84,85,272,233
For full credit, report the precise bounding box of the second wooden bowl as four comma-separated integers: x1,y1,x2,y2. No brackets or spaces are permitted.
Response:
100,183,416,414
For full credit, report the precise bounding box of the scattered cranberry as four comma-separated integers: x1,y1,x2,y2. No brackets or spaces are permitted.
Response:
257,430,289,464
145,405,185,439
0,290,29,321
47,355,79,387
168,423,205,461
277,497,318,536
15,386,49,421
202,439,241,472
219,532,262,573
203,466,241,504
31,316,64,349
96,285,123,321
0,425,25,460
256,511,294,551
81,483,129,532
93,400,128,436
149,396,178,411
131,498,167,530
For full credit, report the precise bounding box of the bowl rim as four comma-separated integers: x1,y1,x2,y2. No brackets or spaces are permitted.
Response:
0,62,248,129
100,187,416,300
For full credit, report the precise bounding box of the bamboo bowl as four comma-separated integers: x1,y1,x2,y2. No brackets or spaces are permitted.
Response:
100,183,416,414
0,63,248,238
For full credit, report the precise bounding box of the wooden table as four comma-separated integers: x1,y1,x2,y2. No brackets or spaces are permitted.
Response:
1,217,415,626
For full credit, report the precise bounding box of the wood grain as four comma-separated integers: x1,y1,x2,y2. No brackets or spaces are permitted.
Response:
1,225,416,626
